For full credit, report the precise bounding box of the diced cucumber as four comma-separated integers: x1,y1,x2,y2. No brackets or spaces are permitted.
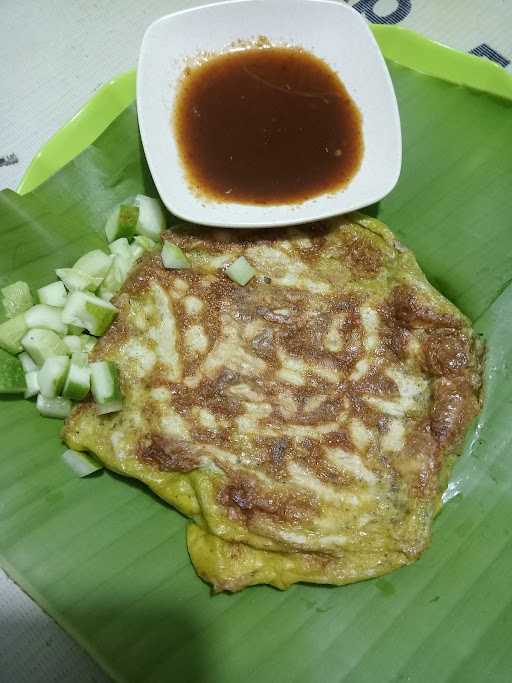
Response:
62,362,90,400
108,238,132,259
98,255,133,302
74,250,113,279
24,370,39,398
96,400,123,415
68,324,84,335
37,281,67,307
36,394,72,419
21,329,69,366
134,235,157,251
72,351,89,367
161,242,190,269
61,449,103,477
225,256,256,286
130,243,145,260
19,351,38,372
90,361,122,407
56,268,102,293
0,348,26,394
62,292,118,336
25,304,67,335
79,335,96,353
134,195,166,240
38,356,70,398
63,335,82,353
0,314,29,354
105,204,139,242
1,281,33,318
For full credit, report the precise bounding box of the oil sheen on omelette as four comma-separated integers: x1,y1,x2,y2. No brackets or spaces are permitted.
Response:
63,214,483,592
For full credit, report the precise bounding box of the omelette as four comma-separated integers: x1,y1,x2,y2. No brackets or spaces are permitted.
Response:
63,213,483,592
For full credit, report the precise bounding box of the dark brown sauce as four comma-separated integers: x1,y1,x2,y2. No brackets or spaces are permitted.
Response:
173,47,363,205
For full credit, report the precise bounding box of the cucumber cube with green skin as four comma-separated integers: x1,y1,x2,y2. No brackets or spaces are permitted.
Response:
105,204,139,242
19,351,37,372
108,238,132,259
133,235,157,251
90,361,122,406
225,256,256,286
61,449,103,477
0,314,29,354
36,394,72,419
134,195,166,240
0,348,26,394
98,255,133,302
62,292,118,336
72,351,89,367
130,243,145,260
74,250,113,279
37,356,70,398
56,268,102,293
62,362,90,400
161,242,190,269
1,281,33,318
63,335,82,353
21,328,69,366
25,304,68,335
37,281,68,307
24,370,39,398
79,335,96,353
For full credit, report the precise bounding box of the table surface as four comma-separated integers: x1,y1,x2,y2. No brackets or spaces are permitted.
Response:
1,1,511,680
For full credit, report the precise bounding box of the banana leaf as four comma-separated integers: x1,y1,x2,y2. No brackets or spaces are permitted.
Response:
1,26,512,683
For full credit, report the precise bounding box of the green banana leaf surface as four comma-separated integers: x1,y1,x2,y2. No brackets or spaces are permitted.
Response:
1,36,512,683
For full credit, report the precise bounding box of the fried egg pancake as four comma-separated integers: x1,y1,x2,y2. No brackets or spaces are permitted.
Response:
63,214,483,591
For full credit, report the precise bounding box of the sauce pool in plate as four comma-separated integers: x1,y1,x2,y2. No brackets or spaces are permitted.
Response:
173,46,363,205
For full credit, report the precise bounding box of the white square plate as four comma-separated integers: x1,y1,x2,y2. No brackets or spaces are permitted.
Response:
137,0,401,228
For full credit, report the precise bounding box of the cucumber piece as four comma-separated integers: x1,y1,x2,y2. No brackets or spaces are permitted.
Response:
62,361,90,400
130,242,145,260
105,204,139,242
37,356,70,398
68,324,84,335
90,361,122,406
62,449,103,477
21,328,69,366
1,281,33,318
161,242,190,269
96,400,123,415
74,250,113,279
79,335,96,353
56,268,102,293
19,351,38,372
24,370,39,398
225,256,256,286
0,314,29,354
134,235,157,251
98,255,133,302
108,238,132,259
62,292,118,336
72,351,89,367
37,281,67,307
0,348,26,394
25,304,67,335
63,335,82,353
36,394,72,419
134,195,165,240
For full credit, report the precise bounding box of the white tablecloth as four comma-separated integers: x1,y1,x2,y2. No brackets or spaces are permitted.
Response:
1,1,511,680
